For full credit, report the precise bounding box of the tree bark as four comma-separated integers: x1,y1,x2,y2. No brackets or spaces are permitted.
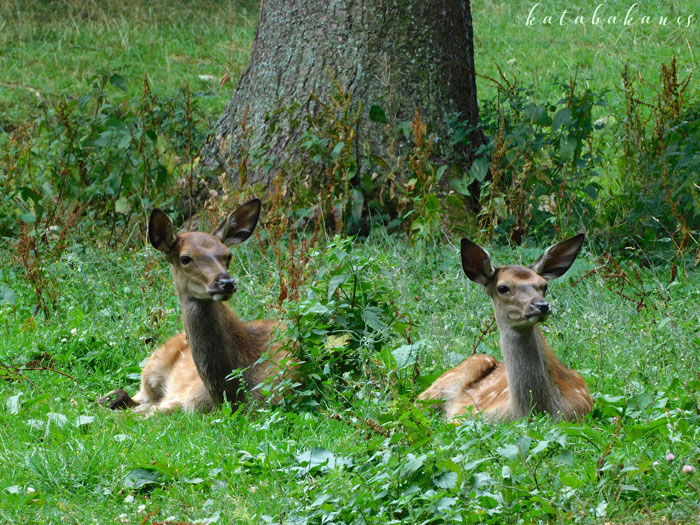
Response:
201,0,484,207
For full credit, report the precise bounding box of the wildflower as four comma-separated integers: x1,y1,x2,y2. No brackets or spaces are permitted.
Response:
682,465,695,474
666,453,675,461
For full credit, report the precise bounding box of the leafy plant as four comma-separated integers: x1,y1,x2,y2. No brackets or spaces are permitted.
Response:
606,57,700,267
453,71,605,245
0,69,207,245
279,236,409,405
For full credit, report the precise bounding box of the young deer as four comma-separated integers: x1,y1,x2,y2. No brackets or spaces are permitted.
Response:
99,199,290,414
418,234,592,421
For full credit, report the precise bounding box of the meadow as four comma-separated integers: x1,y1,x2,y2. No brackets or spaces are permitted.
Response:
1,1,699,523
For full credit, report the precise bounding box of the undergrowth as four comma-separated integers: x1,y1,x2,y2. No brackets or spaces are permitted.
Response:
0,237,698,523
1,2,699,523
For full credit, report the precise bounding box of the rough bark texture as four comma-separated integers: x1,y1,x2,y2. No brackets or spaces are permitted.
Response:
201,0,483,198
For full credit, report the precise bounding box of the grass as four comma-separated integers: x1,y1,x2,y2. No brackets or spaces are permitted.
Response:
472,0,699,104
0,0,699,523
1,235,699,522
0,0,258,124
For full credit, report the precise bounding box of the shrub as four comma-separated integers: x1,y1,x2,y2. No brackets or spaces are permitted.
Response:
604,58,700,266
451,72,606,245
0,69,207,244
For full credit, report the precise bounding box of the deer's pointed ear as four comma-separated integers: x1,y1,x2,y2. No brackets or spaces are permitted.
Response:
461,238,496,285
149,209,177,254
530,233,585,281
213,199,262,247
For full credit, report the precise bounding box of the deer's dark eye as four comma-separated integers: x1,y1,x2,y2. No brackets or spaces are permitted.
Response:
497,285,510,294
180,255,193,266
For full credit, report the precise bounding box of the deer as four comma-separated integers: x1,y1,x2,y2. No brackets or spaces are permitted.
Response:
98,199,291,414
417,233,592,422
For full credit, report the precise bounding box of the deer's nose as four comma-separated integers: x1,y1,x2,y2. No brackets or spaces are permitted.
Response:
217,277,237,293
533,302,551,314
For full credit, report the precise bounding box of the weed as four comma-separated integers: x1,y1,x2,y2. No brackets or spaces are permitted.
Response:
608,57,700,265
464,70,605,245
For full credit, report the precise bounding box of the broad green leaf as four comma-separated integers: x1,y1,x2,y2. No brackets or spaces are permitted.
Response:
497,444,520,461
391,341,424,369
362,306,386,332
304,302,330,315
369,105,388,124
48,412,69,429
399,454,425,479
294,447,346,475
327,274,351,301
331,142,345,158
115,197,130,215
551,108,572,132
124,468,163,489
469,157,489,182
524,104,550,125
554,448,574,465
595,501,608,518
433,470,459,490
559,136,577,160
109,73,127,91
529,439,550,456
470,471,493,489
0,286,16,305
6,393,22,415
74,416,95,428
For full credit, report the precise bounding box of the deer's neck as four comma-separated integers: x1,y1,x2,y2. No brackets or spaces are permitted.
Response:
499,325,566,419
180,297,256,405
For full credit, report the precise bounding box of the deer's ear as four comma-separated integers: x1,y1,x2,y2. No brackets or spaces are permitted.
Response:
149,209,177,254
213,199,262,247
461,238,496,285
530,233,585,281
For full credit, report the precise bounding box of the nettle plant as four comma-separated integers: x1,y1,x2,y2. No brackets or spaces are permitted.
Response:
279,236,409,405
0,69,206,244
452,76,606,245
611,58,700,264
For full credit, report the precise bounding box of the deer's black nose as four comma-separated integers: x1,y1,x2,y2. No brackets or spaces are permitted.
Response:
218,278,237,293
533,302,551,314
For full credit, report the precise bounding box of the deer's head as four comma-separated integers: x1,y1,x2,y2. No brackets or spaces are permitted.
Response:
460,234,585,330
148,200,261,302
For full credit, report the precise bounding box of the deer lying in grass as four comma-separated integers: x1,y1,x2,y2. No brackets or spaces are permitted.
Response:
98,199,290,414
418,234,592,421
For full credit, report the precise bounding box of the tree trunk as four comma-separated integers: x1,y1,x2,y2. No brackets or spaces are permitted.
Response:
200,0,484,211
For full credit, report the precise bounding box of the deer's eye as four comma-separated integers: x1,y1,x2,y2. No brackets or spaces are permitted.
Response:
180,255,193,266
497,285,510,294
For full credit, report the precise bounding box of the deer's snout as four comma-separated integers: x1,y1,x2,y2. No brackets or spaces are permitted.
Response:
209,274,237,299
219,278,237,293
532,301,551,315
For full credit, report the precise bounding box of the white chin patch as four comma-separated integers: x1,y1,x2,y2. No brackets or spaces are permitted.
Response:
212,293,229,302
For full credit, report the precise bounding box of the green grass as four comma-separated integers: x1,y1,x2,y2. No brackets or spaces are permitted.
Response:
1,235,699,523
472,0,699,104
1,1,699,523
0,0,258,124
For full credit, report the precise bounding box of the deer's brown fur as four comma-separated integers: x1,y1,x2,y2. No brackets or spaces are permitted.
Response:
418,234,592,421
98,200,292,414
